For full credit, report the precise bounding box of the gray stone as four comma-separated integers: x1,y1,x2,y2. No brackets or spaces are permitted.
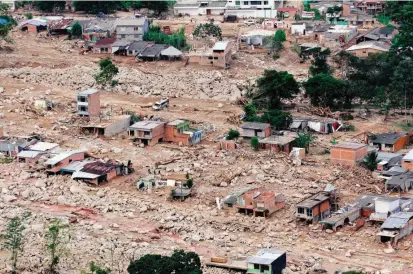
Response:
220,182,228,187
3,195,17,203
35,180,46,188
20,171,31,180
21,189,31,199
96,190,105,198
140,206,148,213
57,195,66,205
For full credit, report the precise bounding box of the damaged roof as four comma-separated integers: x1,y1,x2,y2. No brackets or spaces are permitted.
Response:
370,132,407,145
248,249,285,265
241,122,270,130
81,161,118,175
259,135,297,146
129,120,165,130
28,142,59,152
296,192,330,209
381,212,413,230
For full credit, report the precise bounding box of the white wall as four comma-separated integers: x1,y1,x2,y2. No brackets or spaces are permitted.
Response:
291,24,306,35
225,9,277,18
174,7,200,16
375,199,399,214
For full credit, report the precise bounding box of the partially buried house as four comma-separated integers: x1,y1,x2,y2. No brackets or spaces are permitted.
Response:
71,161,119,185
45,150,85,174
295,192,331,223
377,212,413,246
164,120,202,146
128,120,165,146
80,115,131,137
236,188,285,218
240,122,271,139
247,249,287,274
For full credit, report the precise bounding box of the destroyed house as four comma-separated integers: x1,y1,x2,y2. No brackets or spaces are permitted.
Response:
236,189,285,218
377,212,413,246
368,132,409,152
165,120,202,146
80,115,131,137
379,166,408,181
240,122,271,139
290,117,341,134
222,187,253,209
319,205,361,231
402,149,413,171
295,192,331,223
258,135,297,153
126,41,152,56
376,152,403,171
78,18,118,41
16,150,43,164
137,44,168,61
128,120,165,146
172,187,193,200
72,161,119,185
247,249,287,274
385,172,413,193
330,142,367,167
45,150,85,173
77,89,100,118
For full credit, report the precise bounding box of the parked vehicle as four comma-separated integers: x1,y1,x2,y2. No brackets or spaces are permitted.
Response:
152,98,169,111
243,19,256,26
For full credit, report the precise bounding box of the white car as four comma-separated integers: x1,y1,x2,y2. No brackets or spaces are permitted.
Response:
243,19,256,26
152,98,169,111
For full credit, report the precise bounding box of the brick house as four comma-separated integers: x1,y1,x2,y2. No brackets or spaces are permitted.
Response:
236,188,285,218
330,142,368,167
212,41,232,68
240,122,271,139
295,192,331,223
368,132,409,152
77,89,100,118
45,150,85,174
164,120,202,146
93,37,116,54
128,120,166,146
346,41,390,58
16,151,43,164
72,161,119,185
259,135,297,153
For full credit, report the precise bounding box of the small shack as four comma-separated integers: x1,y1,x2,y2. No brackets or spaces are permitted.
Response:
377,212,413,246
240,122,271,139
160,46,183,61
259,135,297,153
137,44,168,61
45,150,85,174
368,132,409,152
247,249,287,274
72,161,119,185
93,38,116,54
295,192,331,223
16,150,43,164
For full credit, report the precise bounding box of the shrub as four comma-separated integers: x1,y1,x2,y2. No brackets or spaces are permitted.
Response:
226,129,240,140
250,136,259,150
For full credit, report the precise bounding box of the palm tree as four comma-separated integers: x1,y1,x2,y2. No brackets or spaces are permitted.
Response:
362,151,379,171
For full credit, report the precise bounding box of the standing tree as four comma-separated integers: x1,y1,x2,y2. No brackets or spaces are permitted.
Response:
226,129,240,140
292,132,316,153
89,261,111,274
95,58,119,86
254,70,299,109
71,22,82,38
142,1,169,15
192,23,222,40
45,219,70,274
73,1,119,14
304,73,350,109
170,249,202,274
250,136,259,151
35,1,65,12
391,3,413,54
362,151,379,171
0,3,16,43
389,59,413,119
309,49,333,76
0,212,31,274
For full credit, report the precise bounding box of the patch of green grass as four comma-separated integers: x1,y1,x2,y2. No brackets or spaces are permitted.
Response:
378,15,390,25
1,157,13,164
393,121,413,132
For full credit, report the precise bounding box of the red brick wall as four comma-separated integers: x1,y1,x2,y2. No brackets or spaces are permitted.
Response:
165,125,189,145
264,126,271,137
331,146,367,166
393,135,409,152
27,24,38,33
152,124,166,140
88,92,100,118
107,170,117,181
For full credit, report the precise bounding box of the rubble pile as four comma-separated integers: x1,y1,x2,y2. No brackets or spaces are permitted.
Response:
0,66,244,100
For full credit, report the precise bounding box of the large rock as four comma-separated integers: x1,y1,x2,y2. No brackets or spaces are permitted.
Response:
35,180,46,188
21,189,31,199
3,195,17,202
57,195,66,205
70,185,86,194
20,171,31,180
96,190,105,198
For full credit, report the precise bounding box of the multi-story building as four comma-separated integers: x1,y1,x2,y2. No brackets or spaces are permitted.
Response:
115,18,149,42
77,89,100,118
354,0,383,15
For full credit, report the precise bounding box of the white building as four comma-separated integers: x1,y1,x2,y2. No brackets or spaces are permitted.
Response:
291,22,306,35
0,0,15,10
174,0,284,18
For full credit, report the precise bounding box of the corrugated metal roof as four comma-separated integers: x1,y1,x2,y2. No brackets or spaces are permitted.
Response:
45,150,85,166
369,132,407,145
403,149,413,161
381,212,413,229
138,44,168,57
248,249,285,265
241,122,270,130
28,142,59,152
72,171,100,180
17,150,42,158
347,41,390,52
80,161,118,175
60,160,96,172
161,46,183,56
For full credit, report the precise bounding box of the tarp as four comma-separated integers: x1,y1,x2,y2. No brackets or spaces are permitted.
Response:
161,46,183,57
290,121,301,129
111,46,120,54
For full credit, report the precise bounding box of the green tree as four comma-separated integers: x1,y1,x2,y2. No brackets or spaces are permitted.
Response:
192,23,222,39
0,212,31,274
259,109,292,130
226,129,240,140
127,250,201,274
304,73,350,109
362,151,379,171
24,13,33,19
35,1,65,12
292,132,316,153
254,70,299,109
267,30,286,52
71,22,82,38
243,101,257,118
389,59,413,113
250,136,259,150
390,3,413,54
73,1,119,14
0,3,16,43
309,48,333,76
45,219,70,274
95,58,119,86
89,261,111,274
141,1,168,15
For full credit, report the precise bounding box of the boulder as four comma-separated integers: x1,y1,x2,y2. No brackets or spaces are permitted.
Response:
70,185,86,194
57,195,66,205
35,180,46,189
96,190,105,198
3,195,17,203
20,171,31,180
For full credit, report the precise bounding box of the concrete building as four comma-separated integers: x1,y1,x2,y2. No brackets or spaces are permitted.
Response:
368,132,409,152
346,41,390,57
369,196,400,222
128,120,166,146
116,18,149,41
259,135,297,153
354,0,383,15
236,188,285,217
16,150,43,164
377,212,413,246
80,115,131,137
164,120,202,146
212,41,232,68
225,0,281,18
247,249,287,274
330,142,367,167
92,37,116,54
295,192,331,223
240,122,271,139
45,150,85,173
77,89,100,118
291,22,306,35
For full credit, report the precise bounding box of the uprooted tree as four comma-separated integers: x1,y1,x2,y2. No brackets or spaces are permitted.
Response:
192,23,222,40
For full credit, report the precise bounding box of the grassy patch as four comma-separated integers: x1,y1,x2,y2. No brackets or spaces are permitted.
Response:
393,121,413,132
